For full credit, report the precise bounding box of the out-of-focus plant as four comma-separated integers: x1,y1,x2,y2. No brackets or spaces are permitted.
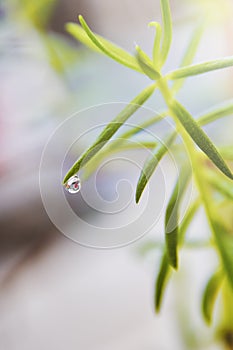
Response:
7,0,82,74
63,0,233,347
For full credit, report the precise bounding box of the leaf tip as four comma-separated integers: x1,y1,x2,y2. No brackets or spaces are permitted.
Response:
135,189,141,204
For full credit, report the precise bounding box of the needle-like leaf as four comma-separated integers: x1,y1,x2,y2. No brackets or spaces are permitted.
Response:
206,172,233,201
66,19,143,72
202,269,223,324
172,21,206,93
197,100,233,126
211,219,233,290
155,198,200,311
136,131,177,203
135,45,160,80
63,83,156,184
160,0,172,66
149,21,162,68
167,56,233,80
155,254,171,312
165,166,190,268
171,100,233,180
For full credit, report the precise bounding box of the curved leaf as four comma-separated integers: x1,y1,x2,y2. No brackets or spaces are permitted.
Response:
66,19,142,72
136,131,177,203
171,100,233,180
202,270,223,324
63,83,156,183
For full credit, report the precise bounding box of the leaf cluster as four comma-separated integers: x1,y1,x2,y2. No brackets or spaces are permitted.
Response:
63,0,233,325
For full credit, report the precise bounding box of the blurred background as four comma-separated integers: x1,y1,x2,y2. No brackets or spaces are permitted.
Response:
0,0,233,349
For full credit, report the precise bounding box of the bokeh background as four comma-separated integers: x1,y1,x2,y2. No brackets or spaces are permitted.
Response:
0,0,233,349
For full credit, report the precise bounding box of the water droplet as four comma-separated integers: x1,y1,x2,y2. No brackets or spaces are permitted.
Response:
65,175,81,194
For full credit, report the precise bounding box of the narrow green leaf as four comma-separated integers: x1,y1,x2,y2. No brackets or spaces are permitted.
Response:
120,112,165,139
155,198,200,312
178,198,201,245
149,21,162,68
167,56,233,80
83,112,166,180
83,140,157,180
165,166,190,268
197,100,233,126
172,21,206,93
136,131,177,203
171,100,233,180
63,83,156,184
135,45,160,80
66,20,142,73
202,269,223,324
160,0,173,66
206,172,233,200
155,254,171,312
219,146,233,161
212,219,233,290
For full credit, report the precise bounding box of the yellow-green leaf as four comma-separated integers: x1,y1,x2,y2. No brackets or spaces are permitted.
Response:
165,166,190,268
197,100,233,126
160,0,172,66
155,254,171,312
212,219,233,289
136,131,177,203
63,83,156,184
135,45,160,80
155,198,200,312
172,21,206,93
66,17,143,73
167,56,233,80
202,270,223,324
148,21,162,68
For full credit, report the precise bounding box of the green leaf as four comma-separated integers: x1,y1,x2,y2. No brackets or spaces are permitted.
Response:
63,83,156,184
66,20,142,73
219,146,233,161
165,166,190,268
120,112,166,139
171,100,233,180
197,100,233,126
135,131,177,203
83,140,157,180
212,219,233,290
149,21,162,68
178,198,201,245
135,45,160,80
172,21,206,93
83,112,166,180
206,172,233,200
155,254,171,312
155,198,200,312
167,56,233,80
202,270,223,324
160,0,173,66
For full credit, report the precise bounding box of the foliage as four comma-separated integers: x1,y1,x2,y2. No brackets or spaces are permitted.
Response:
63,0,233,332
